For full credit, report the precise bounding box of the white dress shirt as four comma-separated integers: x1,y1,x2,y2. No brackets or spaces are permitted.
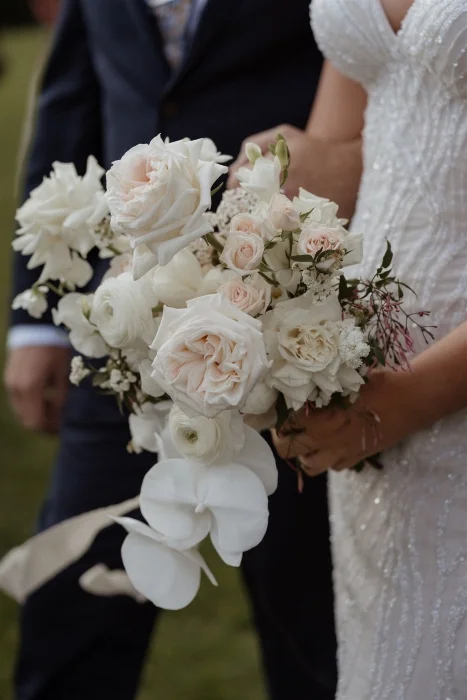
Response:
8,0,209,350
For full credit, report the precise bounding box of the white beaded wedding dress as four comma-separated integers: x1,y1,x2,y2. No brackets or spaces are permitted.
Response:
310,1,467,698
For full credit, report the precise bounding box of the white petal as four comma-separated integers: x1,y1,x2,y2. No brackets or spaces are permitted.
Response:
198,464,269,554
79,564,146,603
214,548,243,567
237,427,278,496
140,459,211,547
121,530,202,610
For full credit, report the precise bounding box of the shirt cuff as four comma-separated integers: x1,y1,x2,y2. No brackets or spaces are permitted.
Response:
7,325,71,350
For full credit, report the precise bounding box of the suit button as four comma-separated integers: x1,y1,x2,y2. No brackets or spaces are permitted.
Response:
162,99,178,118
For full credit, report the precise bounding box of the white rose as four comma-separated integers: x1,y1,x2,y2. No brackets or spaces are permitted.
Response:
168,406,245,465
90,272,156,349
53,293,108,358
268,194,301,232
263,295,345,410
218,273,271,316
220,232,264,275
105,136,227,278
297,224,363,270
229,213,263,236
12,287,48,320
200,137,232,164
151,294,270,418
236,154,281,203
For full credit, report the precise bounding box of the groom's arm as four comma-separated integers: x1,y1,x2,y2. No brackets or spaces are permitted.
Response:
5,0,102,433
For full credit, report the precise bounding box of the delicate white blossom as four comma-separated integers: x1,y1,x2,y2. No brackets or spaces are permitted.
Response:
69,355,90,386
12,286,48,319
53,293,108,358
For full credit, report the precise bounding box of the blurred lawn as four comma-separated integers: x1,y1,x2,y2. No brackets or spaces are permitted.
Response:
0,29,265,700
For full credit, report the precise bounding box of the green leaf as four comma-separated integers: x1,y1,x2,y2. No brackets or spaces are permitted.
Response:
372,345,386,367
381,240,393,269
290,254,315,263
299,209,313,222
338,274,349,301
203,232,224,254
210,182,224,197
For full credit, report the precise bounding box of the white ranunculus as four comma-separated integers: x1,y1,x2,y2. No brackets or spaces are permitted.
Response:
90,272,156,349
297,224,363,270
220,231,264,275
105,136,228,278
263,295,345,410
12,287,48,319
151,294,270,418
53,293,108,358
218,273,271,316
168,406,245,465
236,153,281,203
268,193,301,232
200,137,232,164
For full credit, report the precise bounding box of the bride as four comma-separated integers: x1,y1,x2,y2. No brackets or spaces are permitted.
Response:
270,0,467,698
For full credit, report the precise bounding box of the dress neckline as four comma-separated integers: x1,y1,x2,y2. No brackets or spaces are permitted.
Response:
375,0,418,45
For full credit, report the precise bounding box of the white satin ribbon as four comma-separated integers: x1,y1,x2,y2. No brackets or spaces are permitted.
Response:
0,496,139,603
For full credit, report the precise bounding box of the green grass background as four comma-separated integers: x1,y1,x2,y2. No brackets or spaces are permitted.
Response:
0,28,265,700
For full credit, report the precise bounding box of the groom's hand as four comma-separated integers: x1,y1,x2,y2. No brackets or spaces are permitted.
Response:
228,124,362,220
4,346,71,434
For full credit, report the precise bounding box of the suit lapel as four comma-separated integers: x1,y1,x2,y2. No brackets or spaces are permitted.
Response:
122,0,172,103
165,0,244,93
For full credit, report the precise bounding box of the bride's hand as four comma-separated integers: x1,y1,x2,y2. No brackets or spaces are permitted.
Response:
272,369,420,476
227,124,362,220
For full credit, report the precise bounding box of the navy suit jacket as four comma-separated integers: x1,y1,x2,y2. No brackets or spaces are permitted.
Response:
11,0,323,330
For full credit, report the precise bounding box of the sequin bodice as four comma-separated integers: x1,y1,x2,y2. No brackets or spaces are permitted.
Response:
310,2,467,698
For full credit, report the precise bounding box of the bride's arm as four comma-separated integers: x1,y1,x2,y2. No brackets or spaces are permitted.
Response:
228,61,367,218
273,321,467,474
307,60,367,141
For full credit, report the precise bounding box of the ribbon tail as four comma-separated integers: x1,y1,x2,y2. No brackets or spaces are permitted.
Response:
0,496,140,603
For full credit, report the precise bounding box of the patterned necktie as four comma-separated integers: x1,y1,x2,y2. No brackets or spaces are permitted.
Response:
149,0,193,70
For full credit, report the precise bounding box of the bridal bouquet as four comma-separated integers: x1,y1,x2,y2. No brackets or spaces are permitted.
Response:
11,134,432,609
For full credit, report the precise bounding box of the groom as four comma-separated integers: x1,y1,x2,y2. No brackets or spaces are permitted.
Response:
5,2,338,699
